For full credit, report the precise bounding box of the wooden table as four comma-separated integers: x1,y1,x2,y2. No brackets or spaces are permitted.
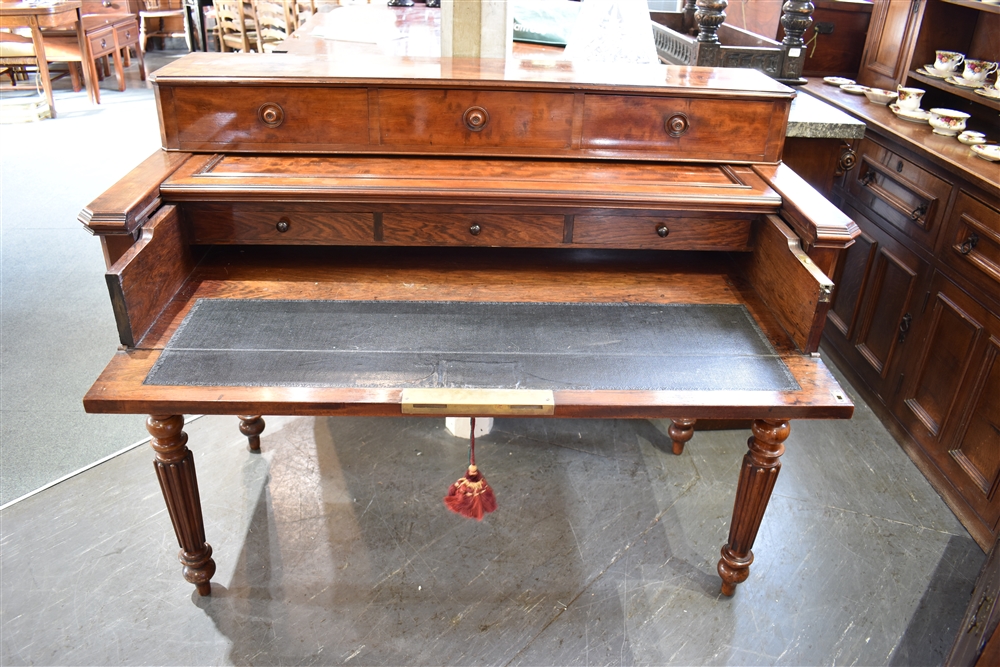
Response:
0,0,95,116
81,53,858,600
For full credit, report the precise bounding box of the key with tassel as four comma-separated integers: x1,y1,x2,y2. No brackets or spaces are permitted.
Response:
444,417,497,520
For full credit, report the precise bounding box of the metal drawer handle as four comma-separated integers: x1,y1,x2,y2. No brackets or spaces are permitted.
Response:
860,171,877,186
469,224,482,236
102,0,112,5
125,30,131,39
959,232,979,255
656,224,669,238
100,38,107,48
463,106,489,132
275,218,290,233
665,113,689,137
258,103,284,128
898,313,912,344
910,204,927,221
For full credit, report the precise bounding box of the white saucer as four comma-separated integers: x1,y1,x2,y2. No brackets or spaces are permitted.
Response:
918,66,951,79
823,76,854,86
841,84,869,95
970,144,1000,162
974,87,1000,100
946,76,986,89
889,104,931,123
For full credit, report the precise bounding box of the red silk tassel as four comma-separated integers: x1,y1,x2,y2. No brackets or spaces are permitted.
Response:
444,417,497,520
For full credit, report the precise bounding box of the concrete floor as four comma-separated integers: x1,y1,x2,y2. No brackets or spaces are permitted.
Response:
0,47,988,666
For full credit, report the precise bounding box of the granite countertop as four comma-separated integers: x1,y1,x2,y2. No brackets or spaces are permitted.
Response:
787,92,867,139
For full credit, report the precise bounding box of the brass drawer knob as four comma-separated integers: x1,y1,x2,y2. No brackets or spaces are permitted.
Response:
258,103,285,128
275,218,290,233
463,106,489,132
665,113,689,137
469,223,482,236
656,224,669,238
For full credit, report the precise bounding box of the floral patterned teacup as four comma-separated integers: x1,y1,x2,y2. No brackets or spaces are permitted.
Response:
962,59,999,82
896,86,926,110
934,50,965,73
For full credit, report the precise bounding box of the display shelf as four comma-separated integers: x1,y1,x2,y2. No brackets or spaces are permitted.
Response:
909,69,1000,112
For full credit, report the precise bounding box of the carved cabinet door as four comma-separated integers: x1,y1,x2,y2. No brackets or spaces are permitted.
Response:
857,0,923,89
894,272,1000,534
826,203,931,403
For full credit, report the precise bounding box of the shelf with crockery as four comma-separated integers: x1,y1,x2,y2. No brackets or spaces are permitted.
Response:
909,66,1000,112
940,0,1000,14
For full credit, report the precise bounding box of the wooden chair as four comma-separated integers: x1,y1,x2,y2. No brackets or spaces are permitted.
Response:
253,0,289,52
213,0,258,52
287,0,315,31
0,31,96,112
139,0,192,53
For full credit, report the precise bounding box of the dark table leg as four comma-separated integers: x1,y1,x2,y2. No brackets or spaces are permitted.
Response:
148,414,216,595
238,415,265,452
185,0,207,51
718,418,789,596
668,418,696,455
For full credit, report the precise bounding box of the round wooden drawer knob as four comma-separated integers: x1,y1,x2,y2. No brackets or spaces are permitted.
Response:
656,225,669,238
469,223,482,236
258,103,285,128
665,113,689,137
463,106,489,132
276,218,290,233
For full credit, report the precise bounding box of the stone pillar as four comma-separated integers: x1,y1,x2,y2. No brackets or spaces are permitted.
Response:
441,0,512,59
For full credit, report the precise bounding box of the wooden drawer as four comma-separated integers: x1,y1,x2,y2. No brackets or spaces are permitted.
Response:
87,25,116,58
186,205,375,244
580,95,788,162
377,89,575,151
114,17,139,47
573,214,753,250
943,190,1000,300
81,0,136,15
847,137,952,250
381,213,564,246
159,87,371,151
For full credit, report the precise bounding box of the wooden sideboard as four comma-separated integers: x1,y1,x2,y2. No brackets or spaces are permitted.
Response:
804,79,1000,551
81,53,859,598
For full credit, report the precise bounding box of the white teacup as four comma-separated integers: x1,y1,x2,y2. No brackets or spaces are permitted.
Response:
896,86,925,110
934,50,965,72
962,59,998,82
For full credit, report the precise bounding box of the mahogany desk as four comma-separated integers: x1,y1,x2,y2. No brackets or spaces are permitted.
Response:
81,53,858,598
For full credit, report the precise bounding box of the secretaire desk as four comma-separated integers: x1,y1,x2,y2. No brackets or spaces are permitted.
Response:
81,53,859,598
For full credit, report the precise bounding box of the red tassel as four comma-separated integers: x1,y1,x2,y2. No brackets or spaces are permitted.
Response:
444,417,497,520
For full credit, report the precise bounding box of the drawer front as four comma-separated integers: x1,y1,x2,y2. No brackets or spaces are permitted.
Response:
573,215,753,250
943,190,1000,298
848,138,952,250
81,0,136,15
187,205,375,244
88,26,116,57
377,89,575,150
382,213,564,246
162,87,371,151
115,18,139,47
581,95,787,162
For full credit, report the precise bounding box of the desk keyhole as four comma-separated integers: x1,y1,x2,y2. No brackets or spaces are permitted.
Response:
896,160,903,172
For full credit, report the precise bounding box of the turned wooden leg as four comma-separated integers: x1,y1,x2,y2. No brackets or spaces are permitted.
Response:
717,418,789,596
668,418,696,455
238,415,265,452
148,415,216,595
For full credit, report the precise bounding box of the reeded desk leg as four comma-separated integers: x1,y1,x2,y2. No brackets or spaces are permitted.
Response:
718,418,789,596
238,415,265,452
669,418,696,455
148,415,216,596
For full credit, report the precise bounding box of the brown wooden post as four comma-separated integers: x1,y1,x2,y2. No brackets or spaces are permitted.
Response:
148,414,216,595
238,415,265,452
718,418,789,596
669,418,697,455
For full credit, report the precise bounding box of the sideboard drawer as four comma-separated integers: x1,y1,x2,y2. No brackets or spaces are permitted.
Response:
161,87,371,151
81,0,136,15
187,205,375,244
573,215,753,250
848,138,952,250
377,89,575,150
580,95,787,162
115,18,139,47
382,213,564,246
943,191,1000,297
88,25,116,58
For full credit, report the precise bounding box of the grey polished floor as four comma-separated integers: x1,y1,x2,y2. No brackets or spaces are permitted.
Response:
0,48,987,667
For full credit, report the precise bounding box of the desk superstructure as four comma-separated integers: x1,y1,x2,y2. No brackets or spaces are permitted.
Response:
81,53,858,597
